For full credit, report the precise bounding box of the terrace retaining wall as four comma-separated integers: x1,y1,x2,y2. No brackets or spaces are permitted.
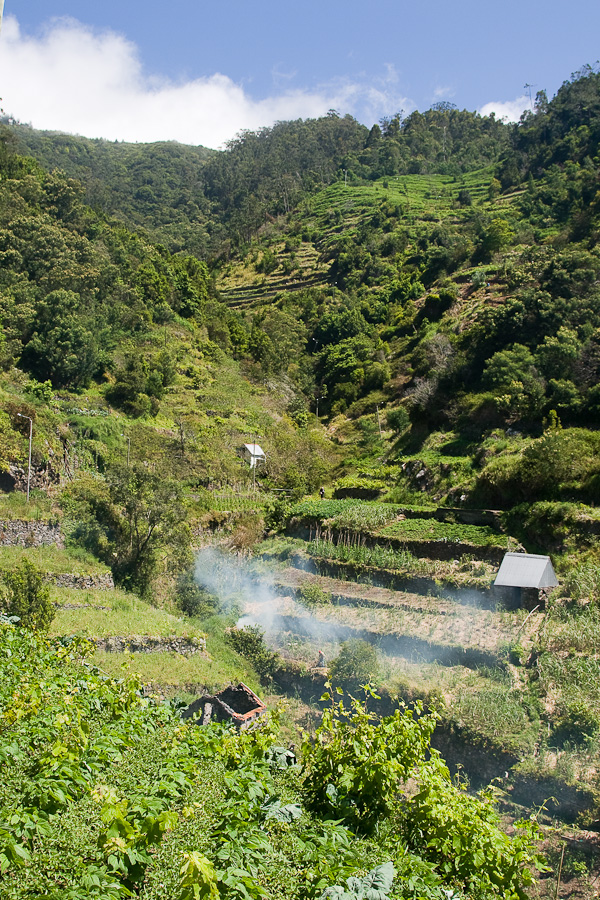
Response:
95,635,206,656
0,518,64,548
47,572,115,590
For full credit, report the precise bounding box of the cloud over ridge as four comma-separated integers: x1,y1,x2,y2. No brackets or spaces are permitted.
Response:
479,95,530,123
0,16,409,147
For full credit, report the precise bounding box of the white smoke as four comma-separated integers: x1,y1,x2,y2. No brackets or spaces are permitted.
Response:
193,547,341,662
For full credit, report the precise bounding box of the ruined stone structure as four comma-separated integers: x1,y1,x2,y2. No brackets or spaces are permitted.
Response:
181,683,266,730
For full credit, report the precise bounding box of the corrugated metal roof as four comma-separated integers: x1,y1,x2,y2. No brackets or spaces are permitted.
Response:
244,443,265,457
494,552,558,589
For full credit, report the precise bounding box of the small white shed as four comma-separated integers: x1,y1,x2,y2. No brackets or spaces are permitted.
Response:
494,552,558,609
240,443,266,469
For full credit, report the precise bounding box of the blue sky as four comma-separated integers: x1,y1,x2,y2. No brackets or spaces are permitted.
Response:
1,1,599,147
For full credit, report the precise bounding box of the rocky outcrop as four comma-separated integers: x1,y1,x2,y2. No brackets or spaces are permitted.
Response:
95,635,206,655
0,519,64,548
8,462,60,493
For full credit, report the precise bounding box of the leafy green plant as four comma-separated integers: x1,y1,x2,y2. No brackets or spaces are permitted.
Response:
398,767,546,898
177,852,220,900
299,582,332,606
24,378,54,403
225,624,278,683
319,862,395,900
302,685,438,834
260,796,302,823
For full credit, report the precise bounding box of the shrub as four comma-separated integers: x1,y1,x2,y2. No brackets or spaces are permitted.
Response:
24,379,54,403
0,559,55,632
264,496,291,532
255,248,278,275
329,639,379,692
302,687,438,834
386,406,411,433
550,699,600,746
398,767,545,897
299,582,331,607
225,625,277,683
175,569,220,618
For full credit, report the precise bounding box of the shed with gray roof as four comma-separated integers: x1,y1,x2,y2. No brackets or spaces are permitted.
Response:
494,552,558,609
239,443,266,469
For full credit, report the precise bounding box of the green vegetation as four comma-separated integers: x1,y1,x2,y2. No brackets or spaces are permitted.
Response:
289,499,419,530
11,128,216,256
49,590,199,641
378,519,506,547
3,62,600,898
0,622,545,899
225,624,278,684
306,536,449,578
0,545,110,576
0,559,54,631
328,640,380,692
0,490,57,521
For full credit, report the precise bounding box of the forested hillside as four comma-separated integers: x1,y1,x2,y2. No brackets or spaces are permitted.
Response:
3,64,600,900
2,65,600,564
2,65,600,571
10,126,217,256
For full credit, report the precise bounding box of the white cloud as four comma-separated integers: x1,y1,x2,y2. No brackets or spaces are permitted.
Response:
433,85,455,101
354,63,413,125
479,94,530,123
0,16,409,147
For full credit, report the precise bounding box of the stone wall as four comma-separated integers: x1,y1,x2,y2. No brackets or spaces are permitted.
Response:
95,635,206,656
47,572,115,590
0,519,64,548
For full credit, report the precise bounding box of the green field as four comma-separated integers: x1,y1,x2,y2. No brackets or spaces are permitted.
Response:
0,545,111,575
377,518,507,547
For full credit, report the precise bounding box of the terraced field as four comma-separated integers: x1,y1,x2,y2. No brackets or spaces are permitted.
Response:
203,500,597,822
215,167,508,313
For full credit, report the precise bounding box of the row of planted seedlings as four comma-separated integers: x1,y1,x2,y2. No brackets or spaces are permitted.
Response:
296,523,498,598
286,499,509,558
